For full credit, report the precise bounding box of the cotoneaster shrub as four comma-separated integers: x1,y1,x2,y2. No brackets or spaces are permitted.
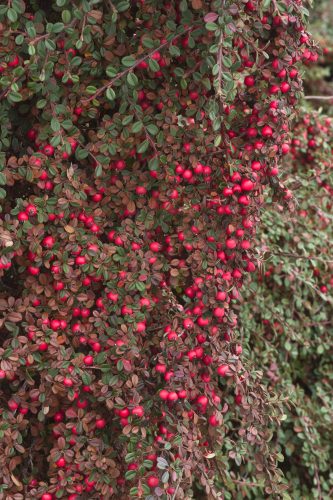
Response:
240,111,333,499
0,1,314,498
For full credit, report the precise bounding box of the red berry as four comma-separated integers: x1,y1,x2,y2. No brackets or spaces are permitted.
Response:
159,390,169,400
149,242,161,252
84,355,94,366
244,75,255,87
96,418,106,429
262,125,273,138
131,405,144,417
208,414,219,427
18,211,29,221
147,476,159,488
56,457,66,468
43,144,55,156
42,236,55,248
217,365,229,377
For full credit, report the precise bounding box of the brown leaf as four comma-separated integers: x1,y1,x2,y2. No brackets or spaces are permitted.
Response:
122,424,132,435
6,312,22,322
192,0,203,9
0,230,14,247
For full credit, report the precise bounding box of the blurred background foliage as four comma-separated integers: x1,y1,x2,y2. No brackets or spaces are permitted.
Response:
239,3,333,498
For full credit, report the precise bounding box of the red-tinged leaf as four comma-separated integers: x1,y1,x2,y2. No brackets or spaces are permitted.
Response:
204,12,218,22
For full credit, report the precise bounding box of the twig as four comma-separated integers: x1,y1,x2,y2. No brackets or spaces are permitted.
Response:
240,34,270,55
0,75,21,101
216,32,224,100
304,95,333,100
76,139,101,166
80,14,87,41
107,0,117,12
231,478,263,488
269,251,333,264
314,465,323,500
171,469,183,500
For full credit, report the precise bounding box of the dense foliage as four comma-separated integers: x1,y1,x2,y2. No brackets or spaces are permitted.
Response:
0,0,329,499
240,111,333,499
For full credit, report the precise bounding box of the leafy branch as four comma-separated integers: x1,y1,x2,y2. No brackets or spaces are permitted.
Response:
81,26,196,103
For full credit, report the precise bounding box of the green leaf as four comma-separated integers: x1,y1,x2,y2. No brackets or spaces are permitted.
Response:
121,56,136,67
26,23,36,37
95,164,103,177
148,157,159,171
180,78,187,90
132,121,143,133
125,452,137,463
15,34,24,45
0,173,6,185
36,99,47,109
45,39,56,51
81,371,91,385
161,471,170,483
205,22,218,31
137,140,149,154
142,37,155,49
148,58,160,72
212,64,219,76
62,10,71,23
52,22,65,33
146,124,159,135
169,45,181,57
127,72,138,87
7,8,18,23
12,0,25,13
117,1,130,12
223,56,232,68
51,118,60,132
106,65,118,77
86,85,97,94
28,44,36,56
106,88,116,101
122,115,133,126
8,91,22,103
75,148,89,160
125,470,137,481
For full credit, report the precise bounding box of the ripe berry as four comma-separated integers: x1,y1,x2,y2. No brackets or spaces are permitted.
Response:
42,236,55,248
262,125,273,138
56,457,66,468
150,242,161,252
84,355,93,366
280,81,290,93
208,414,219,427
43,144,55,156
131,405,144,417
244,75,255,87
18,211,29,221
96,418,106,429
159,390,169,400
147,476,159,488
217,365,229,377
